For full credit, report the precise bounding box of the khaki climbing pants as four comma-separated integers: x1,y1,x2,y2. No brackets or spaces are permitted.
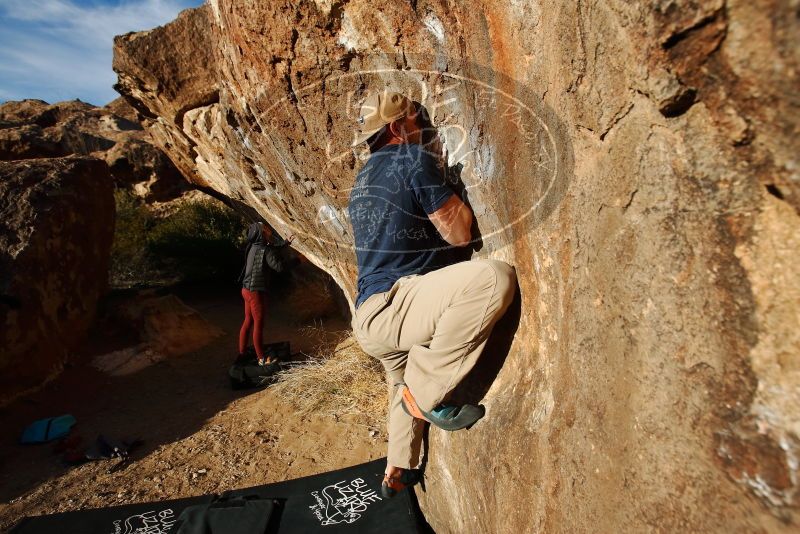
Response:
352,259,516,469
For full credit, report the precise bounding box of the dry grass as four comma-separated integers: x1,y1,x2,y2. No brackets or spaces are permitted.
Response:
271,328,388,429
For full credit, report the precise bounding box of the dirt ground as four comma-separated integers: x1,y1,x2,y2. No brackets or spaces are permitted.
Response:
0,285,387,531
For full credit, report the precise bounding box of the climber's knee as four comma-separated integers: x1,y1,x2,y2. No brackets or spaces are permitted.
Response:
485,259,516,310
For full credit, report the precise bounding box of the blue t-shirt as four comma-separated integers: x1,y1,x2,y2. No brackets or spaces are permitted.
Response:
349,143,454,308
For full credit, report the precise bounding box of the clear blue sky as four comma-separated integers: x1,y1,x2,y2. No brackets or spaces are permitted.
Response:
0,0,203,106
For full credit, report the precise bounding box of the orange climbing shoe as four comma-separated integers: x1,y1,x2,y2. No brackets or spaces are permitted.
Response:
381,469,421,498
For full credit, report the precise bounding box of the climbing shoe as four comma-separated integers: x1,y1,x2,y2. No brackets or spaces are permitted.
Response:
400,386,485,431
381,469,421,498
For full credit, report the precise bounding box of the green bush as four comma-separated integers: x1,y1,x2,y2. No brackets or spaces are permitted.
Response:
110,191,247,288
110,190,157,287
147,199,247,283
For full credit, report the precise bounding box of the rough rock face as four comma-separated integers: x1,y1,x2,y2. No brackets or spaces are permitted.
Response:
113,1,799,531
0,157,114,404
0,98,187,202
91,293,224,377
115,293,224,357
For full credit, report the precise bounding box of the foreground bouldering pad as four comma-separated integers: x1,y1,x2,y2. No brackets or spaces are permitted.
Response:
223,458,422,532
10,494,215,534
11,459,424,533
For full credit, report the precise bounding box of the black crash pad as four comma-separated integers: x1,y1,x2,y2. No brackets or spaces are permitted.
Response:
229,341,292,390
11,459,424,534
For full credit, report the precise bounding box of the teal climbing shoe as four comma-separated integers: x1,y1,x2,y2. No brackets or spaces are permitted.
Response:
400,386,485,431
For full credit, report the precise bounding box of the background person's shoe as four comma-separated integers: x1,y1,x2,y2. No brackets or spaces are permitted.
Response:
400,386,485,431
381,469,421,498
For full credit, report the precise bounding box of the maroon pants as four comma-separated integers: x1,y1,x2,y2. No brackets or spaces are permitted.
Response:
239,288,265,359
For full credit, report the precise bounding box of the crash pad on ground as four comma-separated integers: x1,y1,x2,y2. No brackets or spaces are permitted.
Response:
20,415,76,444
11,458,424,533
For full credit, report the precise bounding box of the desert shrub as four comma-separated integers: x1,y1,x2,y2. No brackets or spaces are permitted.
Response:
110,190,159,287
147,199,246,283
110,191,247,288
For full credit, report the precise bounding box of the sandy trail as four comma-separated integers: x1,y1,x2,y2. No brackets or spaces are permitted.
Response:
0,285,386,531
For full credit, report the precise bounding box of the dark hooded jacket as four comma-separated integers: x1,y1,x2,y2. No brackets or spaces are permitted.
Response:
240,223,289,291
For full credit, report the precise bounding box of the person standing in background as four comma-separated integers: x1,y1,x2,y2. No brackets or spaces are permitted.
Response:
238,222,294,365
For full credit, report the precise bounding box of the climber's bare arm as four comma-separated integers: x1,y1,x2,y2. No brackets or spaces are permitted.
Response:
428,194,473,247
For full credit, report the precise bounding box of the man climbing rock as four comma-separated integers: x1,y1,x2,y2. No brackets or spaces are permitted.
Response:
348,90,516,498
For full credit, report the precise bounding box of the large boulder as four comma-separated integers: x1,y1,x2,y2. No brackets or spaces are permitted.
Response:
112,6,221,194
0,157,115,404
0,98,187,202
91,293,224,377
112,1,799,531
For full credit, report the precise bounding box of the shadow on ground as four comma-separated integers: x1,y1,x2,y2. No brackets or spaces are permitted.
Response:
0,278,350,528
